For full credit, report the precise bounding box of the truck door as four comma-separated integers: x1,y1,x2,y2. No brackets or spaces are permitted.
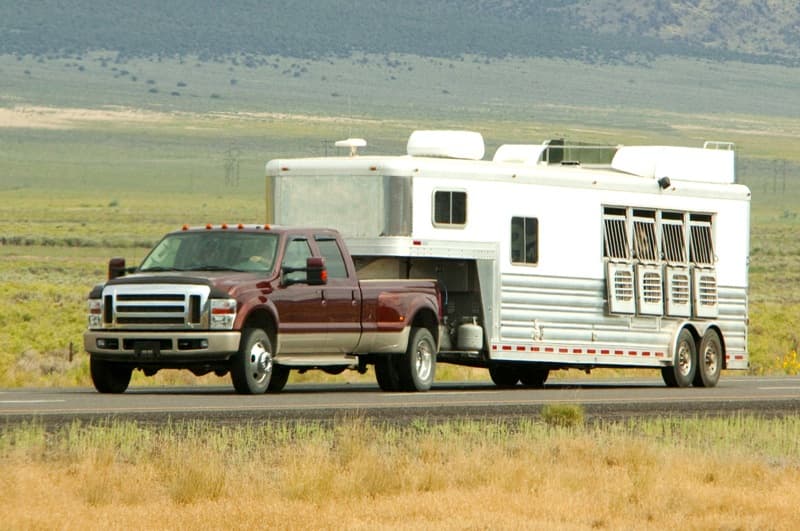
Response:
315,234,362,352
274,237,329,353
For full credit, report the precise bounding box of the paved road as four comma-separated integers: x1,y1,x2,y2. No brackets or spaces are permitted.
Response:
2,375,800,426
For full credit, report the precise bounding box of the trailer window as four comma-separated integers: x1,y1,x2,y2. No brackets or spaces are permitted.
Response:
315,236,348,278
603,207,629,259
661,212,687,263
433,190,467,226
632,210,657,262
689,214,714,265
511,217,538,265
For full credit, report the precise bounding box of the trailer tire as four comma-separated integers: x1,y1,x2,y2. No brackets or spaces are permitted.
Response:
230,328,273,394
661,328,697,388
397,327,436,392
90,357,132,394
375,355,402,391
267,365,290,393
520,366,549,388
489,365,519,388
693,329,722,388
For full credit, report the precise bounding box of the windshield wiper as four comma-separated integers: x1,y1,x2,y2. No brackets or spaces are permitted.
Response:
183,265,244,272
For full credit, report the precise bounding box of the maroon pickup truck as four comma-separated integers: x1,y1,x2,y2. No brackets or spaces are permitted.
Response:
84,225,441,394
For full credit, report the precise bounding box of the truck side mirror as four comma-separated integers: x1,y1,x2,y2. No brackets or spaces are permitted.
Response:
108,257,127,280
305,257,327,285
281,257,328,286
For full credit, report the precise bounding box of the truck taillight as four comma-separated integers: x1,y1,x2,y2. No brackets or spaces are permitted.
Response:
88,299,103,328
210,298,237,330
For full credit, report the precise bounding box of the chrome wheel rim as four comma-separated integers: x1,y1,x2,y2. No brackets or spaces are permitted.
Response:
677,340,693,377
248,340,272,385
702,342,719,375
414,339,433,382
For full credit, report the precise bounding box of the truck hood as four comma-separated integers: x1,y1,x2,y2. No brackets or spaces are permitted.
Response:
92,271,277,298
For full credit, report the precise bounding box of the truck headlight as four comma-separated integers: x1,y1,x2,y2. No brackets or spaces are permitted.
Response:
210,298,237,330
88,298,103,328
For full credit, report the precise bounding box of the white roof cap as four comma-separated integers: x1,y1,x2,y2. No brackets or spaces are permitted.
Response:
407,130,485,160
612,145,735,183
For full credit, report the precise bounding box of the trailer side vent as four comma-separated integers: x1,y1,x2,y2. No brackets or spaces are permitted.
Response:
607,263,635,314
665,269,691,317
694,271,719,318
636,265,663,315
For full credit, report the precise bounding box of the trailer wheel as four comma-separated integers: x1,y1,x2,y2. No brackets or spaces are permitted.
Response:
661,328,697,388
267,365,290,393
489,365,519,388
520,366,549,388
230,328,273,394
90,357,132,393
375,355,402,391
693,329,722,388
397,327,436,392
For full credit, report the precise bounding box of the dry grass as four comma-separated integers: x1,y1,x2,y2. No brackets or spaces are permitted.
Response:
2,416,800,530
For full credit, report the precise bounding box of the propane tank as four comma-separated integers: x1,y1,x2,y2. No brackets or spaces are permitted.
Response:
457,317,483,351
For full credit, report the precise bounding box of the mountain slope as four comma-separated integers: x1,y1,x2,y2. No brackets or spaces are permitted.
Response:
0,1,798,65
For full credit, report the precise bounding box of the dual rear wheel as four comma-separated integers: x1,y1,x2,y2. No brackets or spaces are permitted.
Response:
374,327,436,392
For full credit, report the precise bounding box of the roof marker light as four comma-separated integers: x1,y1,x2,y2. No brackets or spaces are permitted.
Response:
205,224,213,230
237,223,244,230
182,224,189,231
221,223,228,230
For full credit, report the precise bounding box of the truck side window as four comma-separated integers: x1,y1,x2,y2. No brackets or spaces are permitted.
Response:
511,216,538,265
316,237,348,278
282,238,312,282
433,190,467,226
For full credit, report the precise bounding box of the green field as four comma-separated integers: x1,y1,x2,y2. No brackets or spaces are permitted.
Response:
1,53,799,386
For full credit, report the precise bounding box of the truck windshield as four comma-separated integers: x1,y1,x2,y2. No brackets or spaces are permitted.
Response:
139,232,279,273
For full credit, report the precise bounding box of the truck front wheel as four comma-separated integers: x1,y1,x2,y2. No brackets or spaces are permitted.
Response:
90,357,132,393
231,328,274,394
398,327,436,392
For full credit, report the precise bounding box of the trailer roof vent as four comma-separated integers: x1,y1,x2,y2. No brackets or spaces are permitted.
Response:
335,138,367,157
407,130,485,160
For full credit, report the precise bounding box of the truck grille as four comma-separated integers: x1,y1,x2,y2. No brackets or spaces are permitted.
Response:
102,285,210,329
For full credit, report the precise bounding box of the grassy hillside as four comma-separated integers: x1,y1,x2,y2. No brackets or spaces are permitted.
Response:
0,1,797,65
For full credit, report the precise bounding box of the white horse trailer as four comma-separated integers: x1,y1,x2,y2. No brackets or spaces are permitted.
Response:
266,131,750,388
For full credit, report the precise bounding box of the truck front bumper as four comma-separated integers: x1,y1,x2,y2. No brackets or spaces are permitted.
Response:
84,330,242,363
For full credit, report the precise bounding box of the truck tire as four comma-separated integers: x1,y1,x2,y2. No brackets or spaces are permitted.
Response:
519,366,549,388
375,355,402,391
267,365,290,393
661,328,697,388
693,329,722,388
231,328,273,394
489,365,519,388
397,327,436,392
90,357,132,394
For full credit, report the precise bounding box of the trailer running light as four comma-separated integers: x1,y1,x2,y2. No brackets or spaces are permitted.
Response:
210,298,237,330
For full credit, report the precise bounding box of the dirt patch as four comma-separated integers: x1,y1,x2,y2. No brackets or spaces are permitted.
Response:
0,105,172,130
